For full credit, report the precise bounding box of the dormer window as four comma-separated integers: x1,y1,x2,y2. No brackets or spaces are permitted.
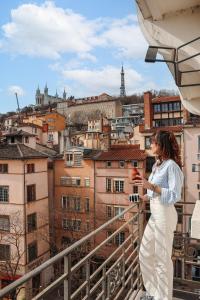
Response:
66,152,82,167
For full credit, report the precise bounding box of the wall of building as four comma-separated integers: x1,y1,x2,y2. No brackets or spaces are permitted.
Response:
54,158,95,251
183,126,200,233
57,99,122,119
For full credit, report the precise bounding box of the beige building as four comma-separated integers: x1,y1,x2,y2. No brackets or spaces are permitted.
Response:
57,93,122,119
0,143,51,299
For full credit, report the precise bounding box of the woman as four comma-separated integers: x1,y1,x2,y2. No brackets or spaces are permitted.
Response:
133,130,184,300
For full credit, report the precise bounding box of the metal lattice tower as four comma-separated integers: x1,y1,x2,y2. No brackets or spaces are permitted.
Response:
120,65,126,97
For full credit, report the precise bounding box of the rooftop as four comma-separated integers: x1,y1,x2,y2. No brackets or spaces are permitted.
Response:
0,143,48,160
3,129,36,137
95,147,146,161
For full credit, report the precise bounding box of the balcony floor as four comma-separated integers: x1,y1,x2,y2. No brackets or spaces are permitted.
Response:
130,290,183,300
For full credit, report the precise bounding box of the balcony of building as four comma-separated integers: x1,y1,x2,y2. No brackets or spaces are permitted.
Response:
0,202,199,300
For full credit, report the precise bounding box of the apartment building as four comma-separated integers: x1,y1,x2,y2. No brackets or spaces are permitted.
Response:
94,144,146,258
23,111,66,146
54,147,99,252
0,143,51,299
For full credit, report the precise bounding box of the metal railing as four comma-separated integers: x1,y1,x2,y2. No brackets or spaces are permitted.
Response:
0,203,142,300
145,36,200,87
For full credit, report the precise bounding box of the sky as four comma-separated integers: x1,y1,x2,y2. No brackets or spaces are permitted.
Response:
0,0,177,113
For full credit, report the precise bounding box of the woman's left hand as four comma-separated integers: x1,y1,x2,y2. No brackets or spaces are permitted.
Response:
133,176,153,190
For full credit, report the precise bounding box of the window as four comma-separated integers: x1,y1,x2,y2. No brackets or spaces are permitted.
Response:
198,136,200,153
106,178,112,192
161,103,168,112
27,164,35,173
62,196,70,209
66,153,73,166
74,197,81,212
48,134,53,141
85,198,90,212
72,177,81,186
133,186,138,194
106,231,113,245
119,161,125,168
63,219,70,230
145,137,151,149
153,104,161,113
28,242,38,262
106,161,112,168
74,220,81,231
27,184,36,202
27,213,37,232
85,178,90,187
60,177,81,186
0,244,10,260
197,184,200,190
106,206,112,218
192,164,200,172
60,177,71,186
73,152,82,167
173,102,181,111
65,219,81,231
0,164,8,173
25,137,29,143
114,207,125,219
131,160,138,167
115,232,125,246
114,180,124,193
0,186,9,203
47,118,54,122
0,216,10,231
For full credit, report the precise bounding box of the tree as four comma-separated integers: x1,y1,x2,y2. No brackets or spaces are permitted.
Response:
0,211,26,299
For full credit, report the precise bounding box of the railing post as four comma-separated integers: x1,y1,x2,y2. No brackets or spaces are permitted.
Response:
137,205,142,290
64,254,71,300
102,266,106,300
131,215,134,291
107,274,111,299
122,246,125,288
86,259,90,299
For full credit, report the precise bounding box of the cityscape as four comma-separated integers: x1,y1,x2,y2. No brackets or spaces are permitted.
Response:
0,1,200,300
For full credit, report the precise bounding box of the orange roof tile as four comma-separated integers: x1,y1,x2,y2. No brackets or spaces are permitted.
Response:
95,148,146,161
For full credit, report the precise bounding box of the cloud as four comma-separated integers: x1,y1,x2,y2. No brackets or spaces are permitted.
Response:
100,15,148,59
8,85,25,96
1,1,101,59
1,2,147,61
61,65,145,97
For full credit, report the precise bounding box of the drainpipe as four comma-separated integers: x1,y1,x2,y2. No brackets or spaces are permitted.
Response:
23,160,28,267
182,130,185,280
93,160,96,248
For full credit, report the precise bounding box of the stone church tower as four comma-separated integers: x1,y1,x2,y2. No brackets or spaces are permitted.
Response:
35,84,67,106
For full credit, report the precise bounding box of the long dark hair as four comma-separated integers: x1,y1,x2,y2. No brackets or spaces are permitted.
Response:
152,130,182,168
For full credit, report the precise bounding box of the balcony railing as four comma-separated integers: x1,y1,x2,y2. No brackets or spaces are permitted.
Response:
0,203,142,300
1,201,200,300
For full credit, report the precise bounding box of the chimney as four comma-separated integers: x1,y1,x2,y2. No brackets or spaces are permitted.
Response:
144,91,153,129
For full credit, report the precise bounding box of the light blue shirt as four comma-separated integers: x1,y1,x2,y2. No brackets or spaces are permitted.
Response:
147,159,184,205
